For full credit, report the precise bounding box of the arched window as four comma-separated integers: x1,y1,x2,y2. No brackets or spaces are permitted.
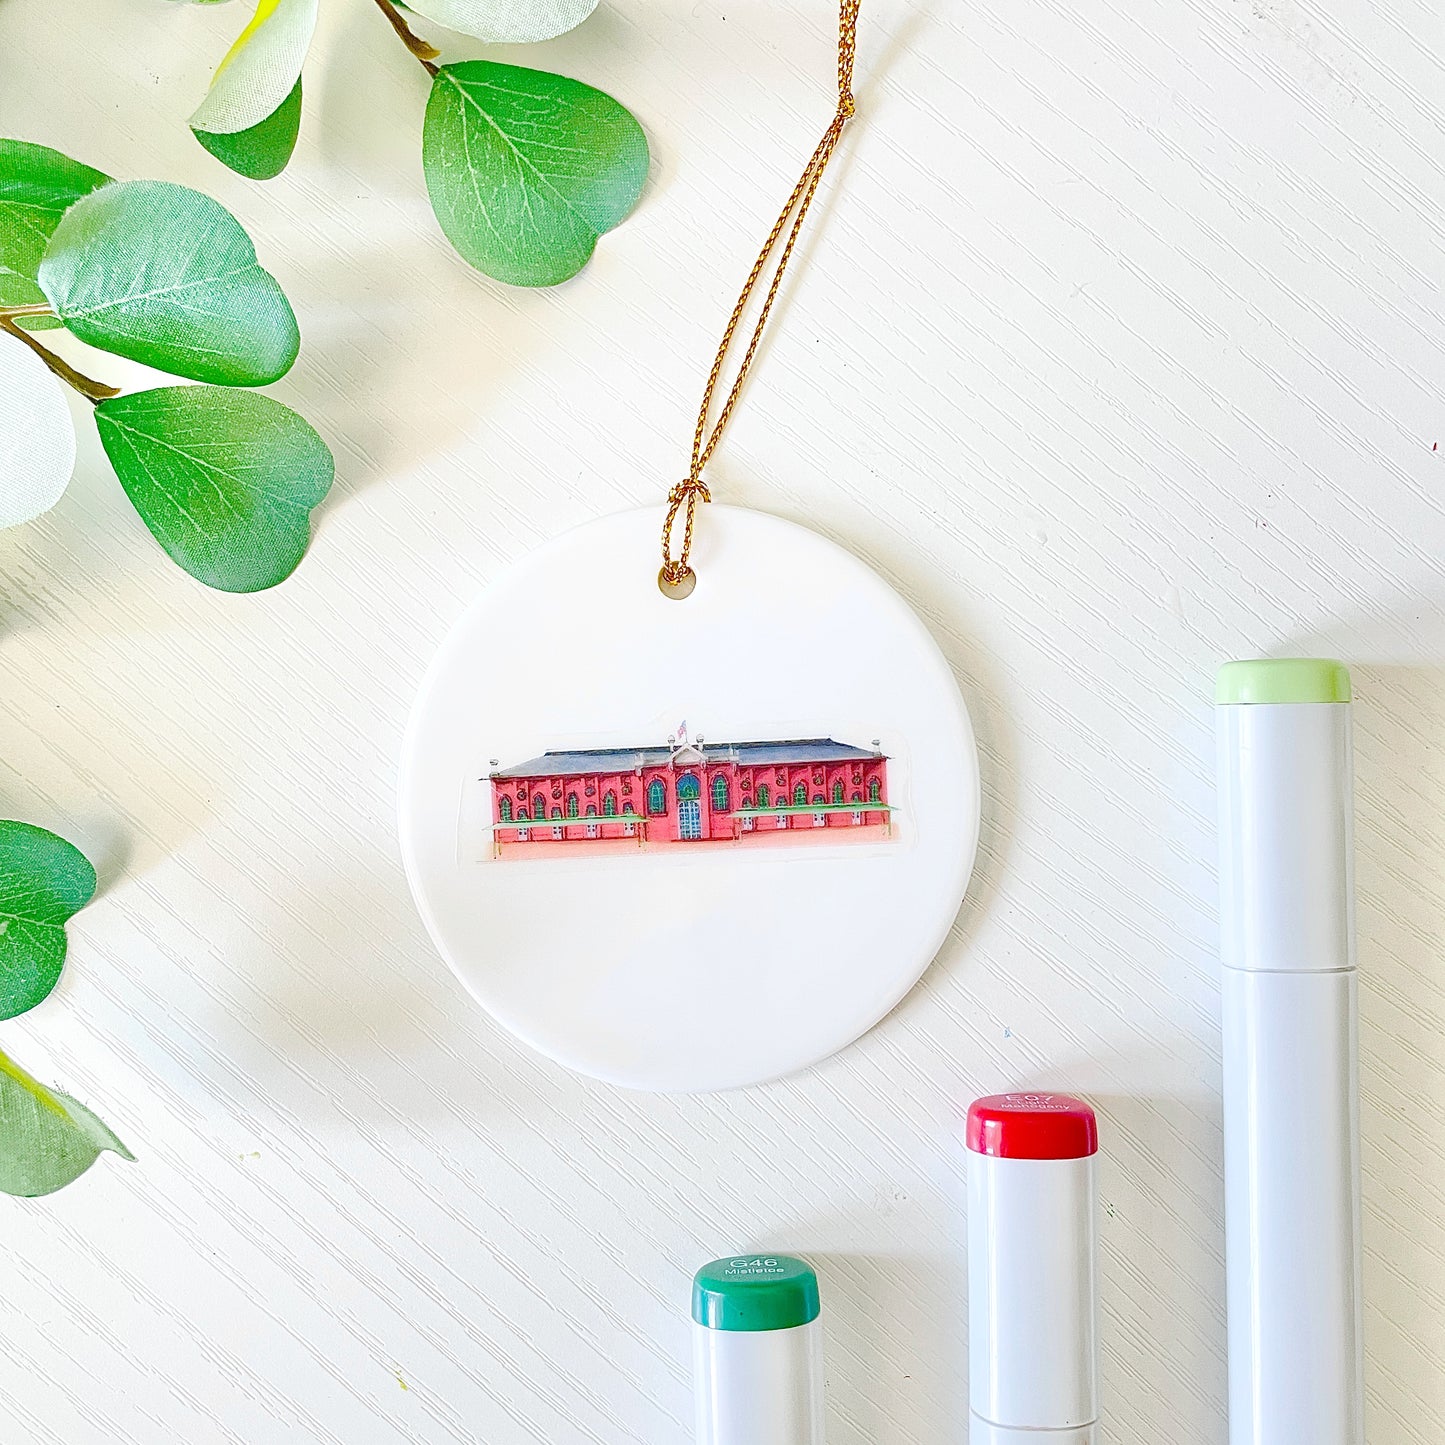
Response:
677,773,700,799
603,792,616,817
647,778,667,815
533,793,545,818
869,777,881,803
623,802,636,815
741,796,752,810
566,793,579,818
517,807,529,821
832,781,844,804
550,806,562,819
813,792,825,804
757,783,770,807
852,791,862,803
712,774,730,812
498,796,513,822
585,804,597,816
793,782,807,806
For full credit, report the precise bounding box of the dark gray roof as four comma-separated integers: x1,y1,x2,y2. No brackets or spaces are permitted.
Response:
491,738,883,780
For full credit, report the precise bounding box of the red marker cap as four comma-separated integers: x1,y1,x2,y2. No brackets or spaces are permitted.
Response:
965,1092,1099,1160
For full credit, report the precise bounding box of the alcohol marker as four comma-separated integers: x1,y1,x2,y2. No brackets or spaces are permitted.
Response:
966,1092,1099,1444
1216,658,1364,1445
692,1254,824,1445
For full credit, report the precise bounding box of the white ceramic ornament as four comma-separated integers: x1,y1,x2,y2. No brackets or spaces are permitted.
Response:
400,505,979,1092
0,332,76,529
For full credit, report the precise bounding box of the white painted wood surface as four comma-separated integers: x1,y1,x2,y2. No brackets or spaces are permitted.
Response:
2,0,1442,1439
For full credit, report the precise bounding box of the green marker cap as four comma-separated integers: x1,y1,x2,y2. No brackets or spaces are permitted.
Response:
692,1255,821,1332
1216,658,1352,706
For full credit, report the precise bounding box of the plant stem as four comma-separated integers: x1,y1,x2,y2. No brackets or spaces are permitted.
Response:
0,308,120,404
372,0,440,75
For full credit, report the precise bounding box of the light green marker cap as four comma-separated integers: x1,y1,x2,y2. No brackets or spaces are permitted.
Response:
1216,658,1352,705
692,1255,820,1332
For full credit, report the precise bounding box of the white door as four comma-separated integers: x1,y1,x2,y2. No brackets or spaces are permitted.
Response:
679,799,702,840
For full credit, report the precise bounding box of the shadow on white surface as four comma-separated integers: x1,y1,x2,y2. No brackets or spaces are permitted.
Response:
809,1245,968,1445
1350,661,1445,1438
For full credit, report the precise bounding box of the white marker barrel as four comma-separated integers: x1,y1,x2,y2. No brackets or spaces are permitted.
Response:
692,1254,824,1445
1217,659,1364,1445
966,1092,1099,1445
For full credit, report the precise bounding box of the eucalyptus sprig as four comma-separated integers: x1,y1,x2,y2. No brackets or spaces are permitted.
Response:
181,0,649,287
0,140,334,592
0,821,132,1199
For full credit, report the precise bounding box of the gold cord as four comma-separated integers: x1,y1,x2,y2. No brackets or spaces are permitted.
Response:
660,0,861,590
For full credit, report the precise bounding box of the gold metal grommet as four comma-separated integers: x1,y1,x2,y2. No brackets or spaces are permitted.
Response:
658,566,697,601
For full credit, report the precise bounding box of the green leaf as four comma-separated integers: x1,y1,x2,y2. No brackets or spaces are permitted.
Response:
423,61,649,288
0,139,110,328
403,0,597,43
38,180,300,385
0,822,96,1021
0,1048,133,1197
195,77,303,181
94,386,333,592
190,0,317,163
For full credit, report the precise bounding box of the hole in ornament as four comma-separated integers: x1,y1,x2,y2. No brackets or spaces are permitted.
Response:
658,566,697,601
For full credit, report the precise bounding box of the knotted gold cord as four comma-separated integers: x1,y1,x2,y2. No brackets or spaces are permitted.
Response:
660,0,862,593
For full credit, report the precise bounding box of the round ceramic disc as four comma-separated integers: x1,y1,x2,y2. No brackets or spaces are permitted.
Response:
399,506,979,1092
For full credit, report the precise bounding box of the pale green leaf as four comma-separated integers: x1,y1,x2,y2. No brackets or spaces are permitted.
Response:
422,61,648,287
190,0,318,137
38,180,300,386
404,0,597,43
0,332,76,529
0,1048,133,1197
94,385,333,593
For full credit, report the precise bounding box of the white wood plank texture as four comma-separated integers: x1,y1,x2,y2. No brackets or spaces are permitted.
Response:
2,0,1443,1439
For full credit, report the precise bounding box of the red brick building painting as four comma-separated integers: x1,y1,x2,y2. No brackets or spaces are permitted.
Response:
487,732,892,855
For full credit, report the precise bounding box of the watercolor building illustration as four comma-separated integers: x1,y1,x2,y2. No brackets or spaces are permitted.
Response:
486,728,892,854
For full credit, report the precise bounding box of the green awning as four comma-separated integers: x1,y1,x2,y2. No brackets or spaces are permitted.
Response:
491,817,647,833
731,802,893,819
